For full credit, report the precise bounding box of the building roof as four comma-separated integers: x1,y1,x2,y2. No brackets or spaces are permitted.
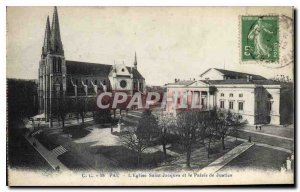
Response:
214,68,266,80
127,67,145,80
66,60,112,76
65,60,145,79
202,79,280,85
166,80,196,86
200,68,267,80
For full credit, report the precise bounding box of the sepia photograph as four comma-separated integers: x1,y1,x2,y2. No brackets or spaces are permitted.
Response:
6,6,294,186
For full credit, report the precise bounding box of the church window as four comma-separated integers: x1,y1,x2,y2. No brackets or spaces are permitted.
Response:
229,93,233,97
122,68,125,72
120,80,127,88
139,82,143,90
53,57,57,73
58,58,62,73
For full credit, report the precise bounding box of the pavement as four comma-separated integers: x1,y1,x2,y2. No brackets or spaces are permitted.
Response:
200,142,254,173
240,129,293,141
24,133,68,171
74,127,122,147
241,124,294,139
227,136,292,153
23,111,294,172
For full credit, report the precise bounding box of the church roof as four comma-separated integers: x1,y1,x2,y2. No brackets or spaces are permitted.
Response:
65,60,144,79
127,66,145,80
66,60,112,76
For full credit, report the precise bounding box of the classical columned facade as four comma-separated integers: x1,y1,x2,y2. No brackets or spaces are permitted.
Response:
165,69,284,125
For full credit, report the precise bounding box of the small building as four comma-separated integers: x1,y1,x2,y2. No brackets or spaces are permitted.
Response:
165,68,292,125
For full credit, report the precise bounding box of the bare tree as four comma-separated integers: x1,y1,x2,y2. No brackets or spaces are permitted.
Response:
175,110,204,168
76,98,86,124
136,109,159,141
215,110,235,150
229,113,246,142
156,113,176,158
58,98,68,129
120,129,150,167
206,108,218,158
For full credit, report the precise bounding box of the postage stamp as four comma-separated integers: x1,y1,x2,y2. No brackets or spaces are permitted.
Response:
241,16,279,63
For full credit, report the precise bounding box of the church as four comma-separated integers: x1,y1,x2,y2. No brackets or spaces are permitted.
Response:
37,7,145,123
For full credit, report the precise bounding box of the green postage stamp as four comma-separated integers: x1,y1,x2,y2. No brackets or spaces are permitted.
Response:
241,16,279,63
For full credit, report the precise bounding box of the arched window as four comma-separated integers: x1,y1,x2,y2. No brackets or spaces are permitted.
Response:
53,57,57,73
139,82,143,90
57,58,62,73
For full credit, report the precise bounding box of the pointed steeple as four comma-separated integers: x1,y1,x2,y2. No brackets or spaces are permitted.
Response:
41,16,51,58
134,52,137,69
50,6,64,55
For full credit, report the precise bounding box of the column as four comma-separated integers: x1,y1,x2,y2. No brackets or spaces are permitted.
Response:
207,90,210,110
199,91,202,108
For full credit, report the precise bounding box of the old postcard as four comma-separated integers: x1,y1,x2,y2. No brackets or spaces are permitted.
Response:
6,6,294,186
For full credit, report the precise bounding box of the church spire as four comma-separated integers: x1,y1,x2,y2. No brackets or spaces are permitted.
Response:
50,6,64,55
41,16,51,58
134,52,137,69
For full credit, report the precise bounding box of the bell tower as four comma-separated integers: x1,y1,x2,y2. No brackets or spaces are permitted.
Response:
39,6,66,125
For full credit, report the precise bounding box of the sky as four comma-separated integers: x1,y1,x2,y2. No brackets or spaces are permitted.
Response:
6,6,294,85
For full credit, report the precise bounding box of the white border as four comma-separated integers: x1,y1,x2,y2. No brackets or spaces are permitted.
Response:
1,0,298,191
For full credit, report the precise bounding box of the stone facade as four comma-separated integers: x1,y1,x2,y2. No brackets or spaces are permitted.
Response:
166,68,286,125
37,7,145,123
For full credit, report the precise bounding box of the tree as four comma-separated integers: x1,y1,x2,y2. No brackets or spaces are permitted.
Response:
120,129,150,167
206,108,218,158
136,109,159,141
76,98,86,124
58,98,68,129
175,110,203,168
94,108,112,124
156,113,176,158
229,113,246,142
215,110,235,150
